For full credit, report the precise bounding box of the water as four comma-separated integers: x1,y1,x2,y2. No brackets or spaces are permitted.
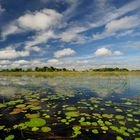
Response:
0,75,140,140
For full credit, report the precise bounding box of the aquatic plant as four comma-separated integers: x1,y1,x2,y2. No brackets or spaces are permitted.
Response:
25,113,39,119
41,126,51,132
5,135,15,140
25,118,46,127
0,103,6,108
65,111,79,118
116,136,123,140
115,115,124,120
92,129,99,134
72,126,81,137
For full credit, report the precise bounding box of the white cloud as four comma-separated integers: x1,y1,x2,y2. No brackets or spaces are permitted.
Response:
0,60,11,65
47,59,63,66
54,48,76,58
14,60,29,65
25,30,55,47
25,46,42,52
59,27,87,43
17,9,62,31
95,48,123,57
1,25,21,40
106,16,139,33
93,15,140,40
1,9,62,39
47,59,59,63
0,47,29,59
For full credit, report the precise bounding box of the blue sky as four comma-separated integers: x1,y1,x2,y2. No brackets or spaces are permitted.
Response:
0,0,140,70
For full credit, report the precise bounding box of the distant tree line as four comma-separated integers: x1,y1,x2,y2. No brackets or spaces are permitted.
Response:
0,67,140,72
0,66,75,72
90,67,129,72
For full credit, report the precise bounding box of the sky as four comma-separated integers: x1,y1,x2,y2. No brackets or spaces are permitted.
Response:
0,0,140,70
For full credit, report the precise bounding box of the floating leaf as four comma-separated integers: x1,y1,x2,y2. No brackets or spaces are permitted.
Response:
5,135,15,140
25,118,46,127
116,136,123,140
41,126,51,132
92,129,99,134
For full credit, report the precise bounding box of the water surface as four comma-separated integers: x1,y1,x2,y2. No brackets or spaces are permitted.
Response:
0,75,140,140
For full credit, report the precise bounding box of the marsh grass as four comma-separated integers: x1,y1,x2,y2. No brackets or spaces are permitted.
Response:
0,71,140,77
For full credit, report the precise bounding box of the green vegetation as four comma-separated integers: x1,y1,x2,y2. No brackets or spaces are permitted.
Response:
0,71,140,77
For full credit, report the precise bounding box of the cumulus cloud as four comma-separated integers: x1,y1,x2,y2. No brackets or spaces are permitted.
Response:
17,9,62,31
54,48,76,58
1,9,62,39
95,48,123,57
0,47,29,59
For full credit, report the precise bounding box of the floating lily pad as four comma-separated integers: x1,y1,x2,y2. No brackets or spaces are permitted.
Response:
0,125,5,130
16,104,26,108
41,126,51,132
116,136,123,140
5,135,15,140
115,115,124,120
0,103,6,108
32,127,39,131
92,129,99,134
65,111,79,118
25,113,39,119
25,118,46,127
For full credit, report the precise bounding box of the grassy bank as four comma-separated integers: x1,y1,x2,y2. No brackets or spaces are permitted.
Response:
0,71,140,77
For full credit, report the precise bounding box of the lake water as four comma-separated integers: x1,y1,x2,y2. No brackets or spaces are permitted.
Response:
0,75,140,140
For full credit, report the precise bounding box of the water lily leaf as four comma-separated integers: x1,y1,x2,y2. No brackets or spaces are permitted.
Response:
0,125,5,130
115,115,124,120
116,136,123,140
16,104,26,108
32,127,39,131
0,103,6,108
25,118,46,127
5,135,15,140
65,111,79,118
41,126,51,132
92,129,99,134
25,113,39,119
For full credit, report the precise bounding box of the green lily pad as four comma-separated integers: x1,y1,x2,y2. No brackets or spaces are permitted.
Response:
16,104,26,108
101,126,108,131
115,115,124,120
5,135,15,140
92,129,99,134
0,103,6,108
65,111,79,118
25,118,46,127
25,113,39,119
65,107,76,111
72,126,81,131
116,136,123,140
32,127,39,131
41,126,51,132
